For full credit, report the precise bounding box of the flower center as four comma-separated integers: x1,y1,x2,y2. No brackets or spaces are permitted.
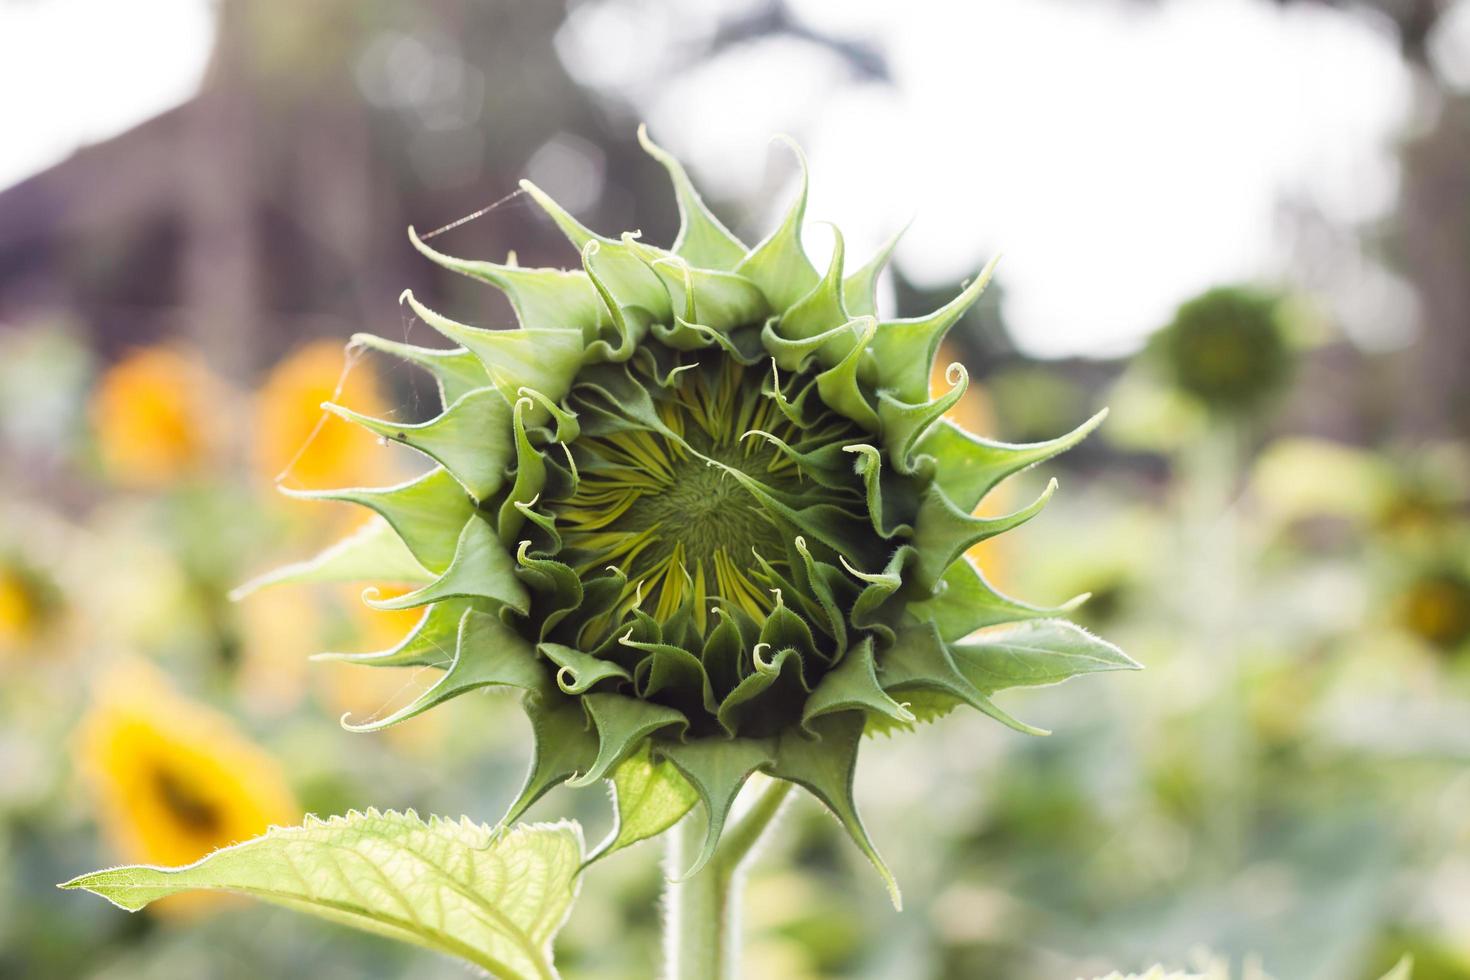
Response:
152,767,222,835
619,449,790,568
547,356,864,634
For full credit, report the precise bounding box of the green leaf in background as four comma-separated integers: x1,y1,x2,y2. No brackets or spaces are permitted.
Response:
62,810,583,980
1084,954,1412,980
1378,956,1415,980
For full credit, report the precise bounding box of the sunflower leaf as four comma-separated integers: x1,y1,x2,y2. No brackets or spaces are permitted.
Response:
62,810,582,980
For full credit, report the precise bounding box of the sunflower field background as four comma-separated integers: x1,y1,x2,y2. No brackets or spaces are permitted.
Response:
2,1,1469,978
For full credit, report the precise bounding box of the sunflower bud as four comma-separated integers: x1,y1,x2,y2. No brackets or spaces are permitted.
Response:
1151,285,1294,415
240,129,1136,901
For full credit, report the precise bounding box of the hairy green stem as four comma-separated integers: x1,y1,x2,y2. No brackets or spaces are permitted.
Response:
663,778,794,980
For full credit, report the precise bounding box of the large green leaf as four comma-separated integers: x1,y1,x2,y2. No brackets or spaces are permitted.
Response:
63,810,583,980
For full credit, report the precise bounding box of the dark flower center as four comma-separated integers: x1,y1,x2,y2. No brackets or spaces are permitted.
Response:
546,355,867,635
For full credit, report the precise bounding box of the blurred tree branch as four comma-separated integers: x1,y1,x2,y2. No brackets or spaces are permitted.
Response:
696,0,890,81
1270,0,1448,66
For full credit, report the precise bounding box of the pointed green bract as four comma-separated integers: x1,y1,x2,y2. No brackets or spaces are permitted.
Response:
879,622,1048,735
230,517,431,600
542,642,632,694
503,695,600,827
342,609,546,732
351,332,491,407
781,225,850,356
249,130,1131,903
877,362,971,474
802,638,913,730
918,409,1108,512
283,467,475,574
771,712,900,908
365,515,529,613
842,225,905,317
736,139,820,310
907,556,1081,643
324,388,512,501
950,619,1139,693
314,597,473,668
868,255,999,404
577,693,688,787
910,478,1058,590
638,126,747,270
403,290,586,410
62,811,582,980
409,226,611,336
591,741,699,862
519,181,671,319
660,736,776,878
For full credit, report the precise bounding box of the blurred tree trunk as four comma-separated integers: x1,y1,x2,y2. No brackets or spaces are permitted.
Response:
1393,92,1470,439
179,1,260,378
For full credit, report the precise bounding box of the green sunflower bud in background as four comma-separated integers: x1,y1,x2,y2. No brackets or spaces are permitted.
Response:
1151,285,1296,416
237,128,1137,902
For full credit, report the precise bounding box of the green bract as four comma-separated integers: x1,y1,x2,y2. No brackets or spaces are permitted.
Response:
242,128,1136,903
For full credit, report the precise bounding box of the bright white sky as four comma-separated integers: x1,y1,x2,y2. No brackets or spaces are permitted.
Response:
0,0,215,192
0,0,1436,356
562,0,1419,356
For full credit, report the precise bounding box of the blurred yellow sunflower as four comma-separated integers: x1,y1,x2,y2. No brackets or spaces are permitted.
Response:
235,586,320,715
1401,571,1470,654
254,340,391,489
341,583,426,652
0,557,58,657
90,347,224,487
74,660,298,916
933,341,997,437
313,584,446,755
